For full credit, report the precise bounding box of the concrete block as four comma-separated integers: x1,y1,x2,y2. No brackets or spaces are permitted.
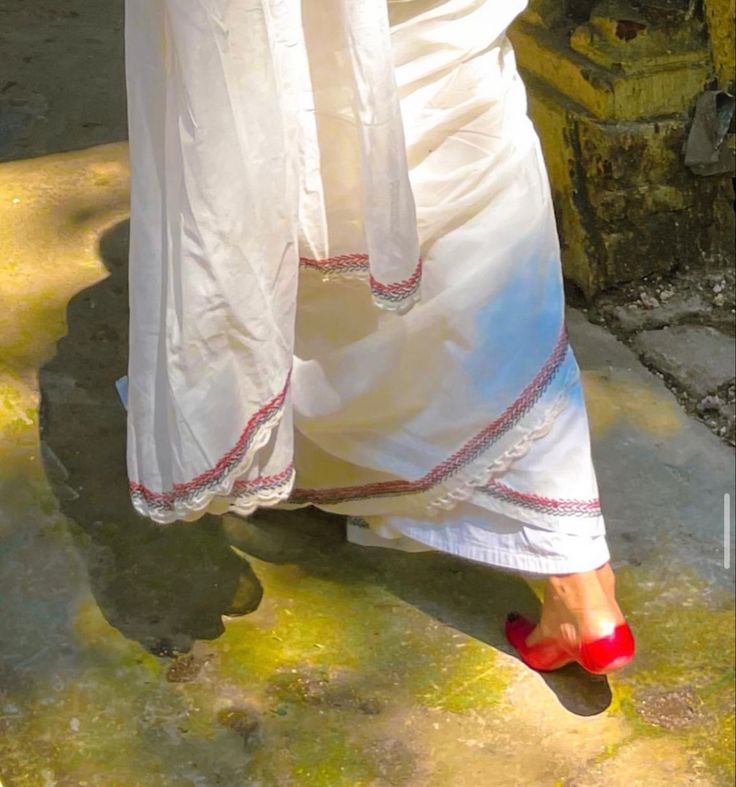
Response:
633,325,736,398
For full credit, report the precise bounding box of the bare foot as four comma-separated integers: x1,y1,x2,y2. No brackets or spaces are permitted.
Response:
525,563,625,650
596,561,617,604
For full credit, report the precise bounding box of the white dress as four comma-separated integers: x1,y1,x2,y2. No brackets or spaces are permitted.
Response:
124,0,610,575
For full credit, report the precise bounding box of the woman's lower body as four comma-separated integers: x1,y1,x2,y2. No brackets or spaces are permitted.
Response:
289,3,607,577
124,0,634,673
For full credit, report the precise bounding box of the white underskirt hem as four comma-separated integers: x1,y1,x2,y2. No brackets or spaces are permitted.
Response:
346,521,611,576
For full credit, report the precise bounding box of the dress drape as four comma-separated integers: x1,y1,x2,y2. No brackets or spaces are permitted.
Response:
124,0,610,574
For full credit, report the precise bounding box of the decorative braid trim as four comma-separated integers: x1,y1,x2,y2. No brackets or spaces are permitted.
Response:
299,253,369,278
369,259,423,312
232,464,295,497
299,254,423,313
290,329,571,510
228,464,296,519
479,480,602,518
129,374,292,524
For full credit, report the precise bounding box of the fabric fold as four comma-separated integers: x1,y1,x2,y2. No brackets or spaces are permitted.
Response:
124,0,609,575
125,0,301,523
338,0,422,312
125,0,423,521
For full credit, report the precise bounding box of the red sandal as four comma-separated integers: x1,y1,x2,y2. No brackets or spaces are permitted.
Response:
505,612,635,675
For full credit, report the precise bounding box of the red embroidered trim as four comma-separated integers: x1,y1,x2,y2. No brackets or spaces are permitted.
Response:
130,374,291,513
370,259,423,303
290,329,570,506
232,464,295,496
299,254,423,305
480,479,602,518
299,253,369,276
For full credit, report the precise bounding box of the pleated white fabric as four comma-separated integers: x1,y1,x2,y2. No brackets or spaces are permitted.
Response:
125,0,421,524
125,0,610,574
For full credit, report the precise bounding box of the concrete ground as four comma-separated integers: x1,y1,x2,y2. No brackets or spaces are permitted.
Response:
0,2,734,785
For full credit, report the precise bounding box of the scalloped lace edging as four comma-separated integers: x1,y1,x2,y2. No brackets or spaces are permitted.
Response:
130,388,292,525
226,468,296,520
372,289,421,314
426,393,569,514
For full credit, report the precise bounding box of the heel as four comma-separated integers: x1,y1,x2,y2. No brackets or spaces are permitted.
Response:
578,623,636,675
505,613,635,675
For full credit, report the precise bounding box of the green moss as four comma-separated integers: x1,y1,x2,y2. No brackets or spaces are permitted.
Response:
605,682,666,754
199,558,511,783
215,560,510,714
286,712,375,787
608,565,736,782
2,597,253,785
409,637,508,712
3,664,183,785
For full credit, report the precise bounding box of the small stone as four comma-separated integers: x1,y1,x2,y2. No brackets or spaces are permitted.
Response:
217,706,260,741
358,697,384,715
639,291,660,308
697,395,722,411
166,653,211,683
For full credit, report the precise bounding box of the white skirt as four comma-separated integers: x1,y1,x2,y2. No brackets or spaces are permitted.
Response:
124,0,610,575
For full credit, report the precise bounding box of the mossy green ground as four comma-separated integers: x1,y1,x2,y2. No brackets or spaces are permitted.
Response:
1,145,734,787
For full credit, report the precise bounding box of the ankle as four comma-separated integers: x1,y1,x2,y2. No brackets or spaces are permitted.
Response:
546,571,599,612
542,571,623,639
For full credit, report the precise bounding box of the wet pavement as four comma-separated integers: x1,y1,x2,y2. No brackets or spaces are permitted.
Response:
0,142,734,787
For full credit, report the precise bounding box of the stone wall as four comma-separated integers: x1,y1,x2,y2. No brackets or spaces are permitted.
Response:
511,0,735,298
705,0,736,89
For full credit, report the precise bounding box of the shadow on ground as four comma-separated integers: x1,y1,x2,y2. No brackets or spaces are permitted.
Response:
38,219,612,714
39,221,263,655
